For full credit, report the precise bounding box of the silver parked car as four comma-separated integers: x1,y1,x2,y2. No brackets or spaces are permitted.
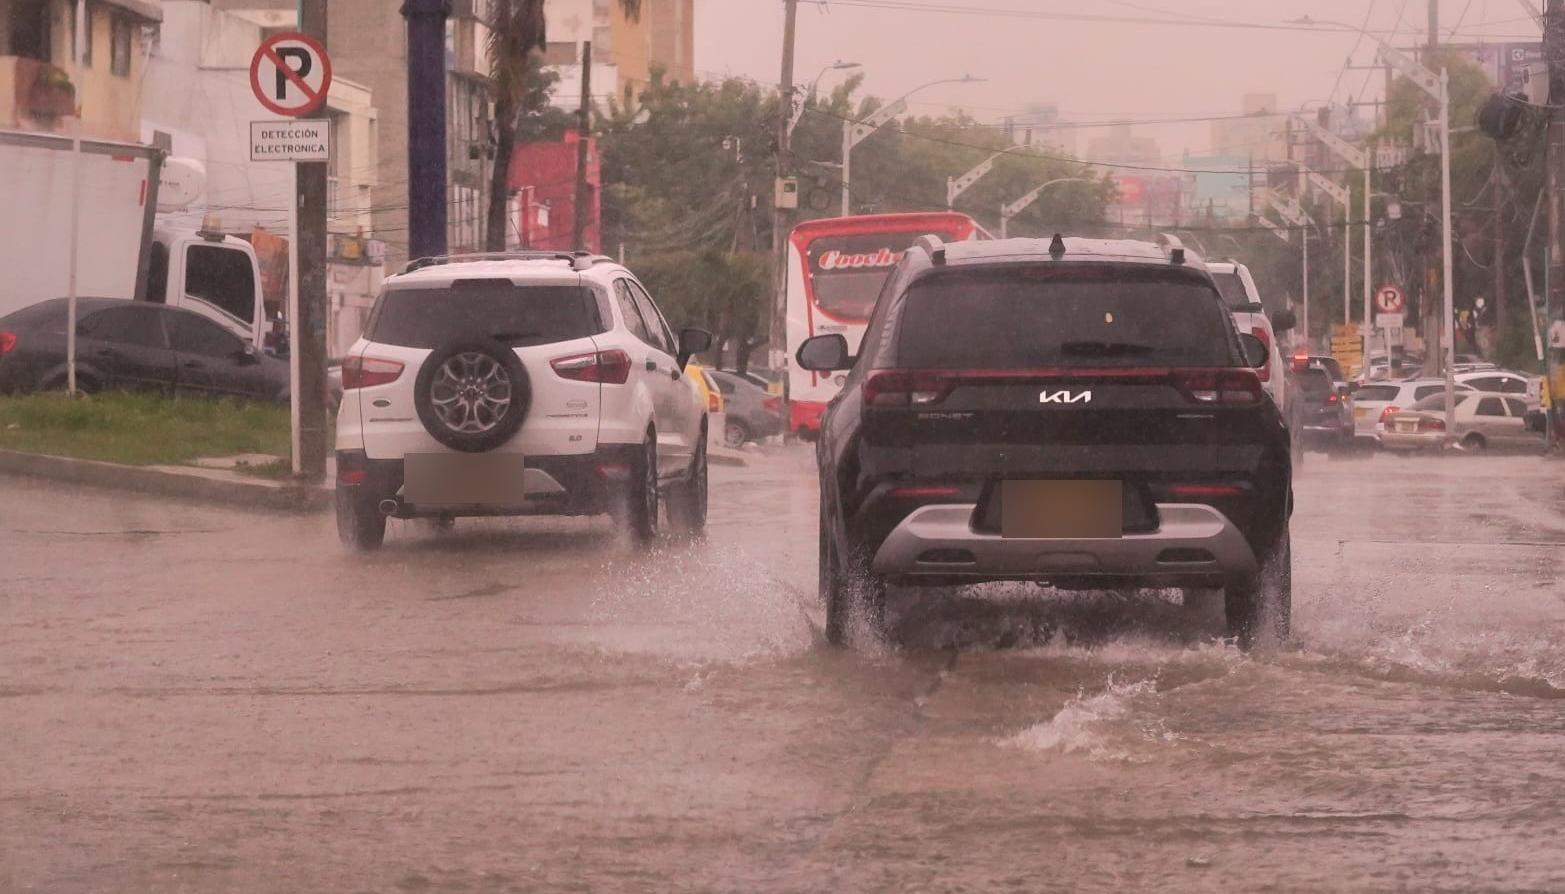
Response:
1380,392,1543,452
708,369,784,448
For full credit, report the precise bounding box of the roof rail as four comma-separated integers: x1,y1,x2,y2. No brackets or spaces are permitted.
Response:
1154,232,1186,265
402,250,614,274
914,234,947,265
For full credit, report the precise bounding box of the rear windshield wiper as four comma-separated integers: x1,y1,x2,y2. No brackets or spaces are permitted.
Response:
1060,340,1157,358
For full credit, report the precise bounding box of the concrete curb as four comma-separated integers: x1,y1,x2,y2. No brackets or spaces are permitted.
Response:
0,450,331,512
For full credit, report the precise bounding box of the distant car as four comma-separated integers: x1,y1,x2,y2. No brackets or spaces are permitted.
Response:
1349,378,1475,442
1296,367,1353,450
0,297,288,402
1454,369,1540,408
708,369,784,447
1381,392,1542,452
720,367,776,392
1292,353,1347,393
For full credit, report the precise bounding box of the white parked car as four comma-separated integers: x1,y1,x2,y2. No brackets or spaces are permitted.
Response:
1349,378,1475,442
1454,369,1541,408
333,251,713,549
1381,392,1542,452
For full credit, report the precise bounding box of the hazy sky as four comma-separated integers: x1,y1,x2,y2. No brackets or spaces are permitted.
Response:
694,0,1543,161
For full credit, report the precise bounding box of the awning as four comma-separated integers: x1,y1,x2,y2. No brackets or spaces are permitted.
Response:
100,0,164,23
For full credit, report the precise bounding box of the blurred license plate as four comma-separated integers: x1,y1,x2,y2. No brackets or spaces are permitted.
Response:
1396,421,1416,433
1354,407,1371,419
404,453,526,507
1001,480,1122,539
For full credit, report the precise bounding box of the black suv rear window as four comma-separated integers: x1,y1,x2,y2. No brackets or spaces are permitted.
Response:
896,265,1237,369
366,282,601,349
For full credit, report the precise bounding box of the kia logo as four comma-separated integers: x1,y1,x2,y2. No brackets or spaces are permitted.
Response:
1039,390,1092,404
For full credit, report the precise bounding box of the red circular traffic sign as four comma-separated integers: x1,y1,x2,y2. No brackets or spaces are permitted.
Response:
1375,283,1405,314
250,32,332,117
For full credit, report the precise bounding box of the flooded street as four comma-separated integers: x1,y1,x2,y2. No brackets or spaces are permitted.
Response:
4,450,1565,892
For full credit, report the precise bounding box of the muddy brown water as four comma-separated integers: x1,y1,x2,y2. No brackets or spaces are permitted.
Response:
3,449,1563,891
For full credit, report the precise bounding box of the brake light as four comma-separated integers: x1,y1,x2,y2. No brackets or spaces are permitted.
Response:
1171,369,1264,405
1326,392,1340,404
1379,405,1400,425
551,349,631,385
0,331,14,354
1251,326,1273,382
340,356,405,389
863,370,949,407
707,390,721,412
1418,417,1446,432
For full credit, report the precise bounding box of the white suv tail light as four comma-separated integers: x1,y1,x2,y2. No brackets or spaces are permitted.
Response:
341,356,405,389
551,349,631,384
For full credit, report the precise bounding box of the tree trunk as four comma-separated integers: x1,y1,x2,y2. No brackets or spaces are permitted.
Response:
485,91,517,252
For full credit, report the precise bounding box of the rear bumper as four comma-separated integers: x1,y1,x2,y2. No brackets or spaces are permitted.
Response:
1379,431,1446,451
870,502,1259,586
335,445,639,517
790,399,826,434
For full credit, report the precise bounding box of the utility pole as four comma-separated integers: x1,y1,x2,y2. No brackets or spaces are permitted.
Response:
296,0,329,481
1428,0,1439,49
771,0,798,385
573,41,593,250
1546,0,1565,449
1494,164,1507,336
402,0,448,263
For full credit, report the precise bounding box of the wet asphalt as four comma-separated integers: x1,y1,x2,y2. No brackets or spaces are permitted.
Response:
3,447,1564,892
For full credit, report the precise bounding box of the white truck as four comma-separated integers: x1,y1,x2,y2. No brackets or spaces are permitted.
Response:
0,129,267,349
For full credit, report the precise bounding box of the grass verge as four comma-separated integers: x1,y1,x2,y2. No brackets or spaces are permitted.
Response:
0,392,289,466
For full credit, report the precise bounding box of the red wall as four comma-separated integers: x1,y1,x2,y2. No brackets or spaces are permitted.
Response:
508,132,601,253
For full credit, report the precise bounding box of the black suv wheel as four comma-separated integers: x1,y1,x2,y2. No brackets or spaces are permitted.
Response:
1224,529,1291,648
820,495,886,646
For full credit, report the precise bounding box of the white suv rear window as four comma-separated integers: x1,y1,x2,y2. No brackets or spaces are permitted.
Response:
366,282,602,349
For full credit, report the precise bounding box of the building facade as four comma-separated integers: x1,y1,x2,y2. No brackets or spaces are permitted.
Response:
1,0,162,141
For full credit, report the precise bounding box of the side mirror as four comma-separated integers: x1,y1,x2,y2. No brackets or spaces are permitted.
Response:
1269,309,1298,333
676,327,713,370
797,334,852,372
1237,332,1269,369
233,343,261,365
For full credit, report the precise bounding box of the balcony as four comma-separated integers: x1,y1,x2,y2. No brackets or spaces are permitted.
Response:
0,57,77,132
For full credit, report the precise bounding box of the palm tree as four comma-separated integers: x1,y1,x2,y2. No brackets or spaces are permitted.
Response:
485,0,641,251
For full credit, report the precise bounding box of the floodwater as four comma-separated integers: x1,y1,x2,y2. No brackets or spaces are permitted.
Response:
3,449,1565,891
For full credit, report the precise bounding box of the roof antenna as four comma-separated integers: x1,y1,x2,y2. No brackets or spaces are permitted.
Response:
1048,233,1066,259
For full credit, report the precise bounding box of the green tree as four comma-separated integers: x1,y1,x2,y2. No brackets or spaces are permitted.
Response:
484,0,640,251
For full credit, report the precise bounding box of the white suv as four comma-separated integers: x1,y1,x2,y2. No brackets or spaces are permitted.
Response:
1204,258,1302,459
334,251,713,550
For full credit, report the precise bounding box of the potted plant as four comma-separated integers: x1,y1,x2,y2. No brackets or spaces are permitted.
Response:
28,66,77,122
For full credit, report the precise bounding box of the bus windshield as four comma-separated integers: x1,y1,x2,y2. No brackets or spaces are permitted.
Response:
807,231,955,322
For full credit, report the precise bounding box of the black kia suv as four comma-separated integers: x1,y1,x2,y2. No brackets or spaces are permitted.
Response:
797,234,1292,648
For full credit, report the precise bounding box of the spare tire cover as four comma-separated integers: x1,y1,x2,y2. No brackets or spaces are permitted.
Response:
413,337,531,453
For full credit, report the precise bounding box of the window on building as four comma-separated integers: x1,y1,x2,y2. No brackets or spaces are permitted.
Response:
8,0,52,62
327,113,345,216
110,14,132,77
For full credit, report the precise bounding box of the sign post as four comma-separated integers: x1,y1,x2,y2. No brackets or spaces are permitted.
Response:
250,30,332,480
1374,284,1406,377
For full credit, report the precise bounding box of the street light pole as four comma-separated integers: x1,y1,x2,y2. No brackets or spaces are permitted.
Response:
1438,68,1456,436
841,76,983,216
999,177,1090,238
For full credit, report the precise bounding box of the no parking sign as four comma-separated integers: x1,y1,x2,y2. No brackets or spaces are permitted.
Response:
249,32,332,117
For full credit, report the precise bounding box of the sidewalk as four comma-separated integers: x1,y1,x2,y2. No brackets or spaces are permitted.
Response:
0,449,330,512
0,444,749,512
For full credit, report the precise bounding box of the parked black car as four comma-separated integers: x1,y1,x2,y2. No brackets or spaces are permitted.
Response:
797,234,1293,648
1296,367,1353,450
0,298,288,402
